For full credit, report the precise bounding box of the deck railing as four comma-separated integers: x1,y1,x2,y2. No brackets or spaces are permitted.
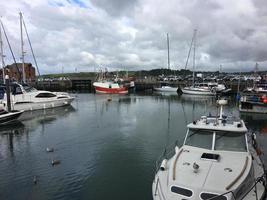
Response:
206,175,266,200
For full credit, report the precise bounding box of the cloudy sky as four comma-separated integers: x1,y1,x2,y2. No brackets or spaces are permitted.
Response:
0,0,267,74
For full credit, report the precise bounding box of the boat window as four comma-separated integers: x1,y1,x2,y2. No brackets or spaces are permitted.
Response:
185,129,213,150
24,85,37,93
14,86,23,95
215,131,247,152
171,186,193,197
35,93,56,98
200,192,227,200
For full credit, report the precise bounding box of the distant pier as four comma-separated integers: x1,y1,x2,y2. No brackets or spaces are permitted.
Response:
35,77,251,94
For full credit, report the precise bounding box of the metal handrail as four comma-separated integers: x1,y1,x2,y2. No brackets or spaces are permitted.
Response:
207,175,266,200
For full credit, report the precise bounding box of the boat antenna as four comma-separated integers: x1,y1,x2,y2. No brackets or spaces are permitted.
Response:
167,33,170,70
253,63,258,89
21,13,41,77
0,19,22,83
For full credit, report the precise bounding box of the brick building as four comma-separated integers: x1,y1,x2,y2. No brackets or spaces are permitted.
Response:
0,63,36,83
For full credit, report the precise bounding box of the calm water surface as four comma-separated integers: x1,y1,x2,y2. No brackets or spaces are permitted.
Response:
1,93,267,200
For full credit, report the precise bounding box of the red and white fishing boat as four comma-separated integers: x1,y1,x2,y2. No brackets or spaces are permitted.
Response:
93,81,128,94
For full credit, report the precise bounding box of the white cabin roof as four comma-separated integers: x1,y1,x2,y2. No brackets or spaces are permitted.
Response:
187,116,248,132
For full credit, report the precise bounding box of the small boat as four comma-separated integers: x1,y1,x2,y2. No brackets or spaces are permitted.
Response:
153,100,266,200
0,109,24,124
239,93,267,113
1,83,74,111
154,86,178,92
93,81,128,94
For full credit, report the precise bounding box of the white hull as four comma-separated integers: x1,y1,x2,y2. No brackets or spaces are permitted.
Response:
154,87,178,92
8,97,75,111
182,88,215,96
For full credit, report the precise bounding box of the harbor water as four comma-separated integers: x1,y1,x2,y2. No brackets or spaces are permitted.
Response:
1,93,267,200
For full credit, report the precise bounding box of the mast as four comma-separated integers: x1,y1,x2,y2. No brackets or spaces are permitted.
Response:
192,29,197,87
20,12,26,83
253,63,259,89
167,33,170,70
0,21,5,83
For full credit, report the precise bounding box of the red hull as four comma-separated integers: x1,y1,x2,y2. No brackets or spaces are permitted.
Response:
95,86,128,94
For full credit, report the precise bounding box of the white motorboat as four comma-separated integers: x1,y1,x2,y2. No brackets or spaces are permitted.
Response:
153,100,266,200
154,86,178,92
1,83,74,111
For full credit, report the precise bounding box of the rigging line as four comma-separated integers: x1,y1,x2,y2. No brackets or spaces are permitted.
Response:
181,98,188,125
22,15,41,76
166,98,171,147
184,32,194,70
0,19,22,83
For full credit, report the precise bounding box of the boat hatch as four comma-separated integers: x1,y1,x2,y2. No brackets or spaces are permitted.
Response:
200,192,227,200
201,153,220,161
171,186,193,197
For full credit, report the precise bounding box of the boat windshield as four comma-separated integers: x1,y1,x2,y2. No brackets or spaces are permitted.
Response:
215,131,247,152
185,129,213,150
23,85,38,93
185,129,247,152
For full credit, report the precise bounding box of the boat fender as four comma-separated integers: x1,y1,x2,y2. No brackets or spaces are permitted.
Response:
252,133,257,150
175,146,179,154
160,159,167,171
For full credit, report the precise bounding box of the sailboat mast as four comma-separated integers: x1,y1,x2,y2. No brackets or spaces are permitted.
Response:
20,12,26,83
0,22,5,83
167,33,170,70
192,29,197,87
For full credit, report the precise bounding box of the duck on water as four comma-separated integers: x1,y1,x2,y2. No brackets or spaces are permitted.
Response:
152,100,266,200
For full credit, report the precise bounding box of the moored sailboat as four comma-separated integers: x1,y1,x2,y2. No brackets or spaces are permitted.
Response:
182,30,215,96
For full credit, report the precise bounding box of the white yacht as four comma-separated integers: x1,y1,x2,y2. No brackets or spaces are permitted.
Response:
153,100,266,200
182,85,215,95
1,83,74,111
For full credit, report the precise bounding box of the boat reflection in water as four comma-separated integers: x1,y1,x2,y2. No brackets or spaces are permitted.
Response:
0,106,75,155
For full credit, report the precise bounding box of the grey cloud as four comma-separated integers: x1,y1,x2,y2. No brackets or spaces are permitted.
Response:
90,0,138,17
0,0,267,74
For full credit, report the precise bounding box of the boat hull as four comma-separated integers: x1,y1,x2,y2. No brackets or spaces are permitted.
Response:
154,87,178,92
7,97,75,111
94,86,128,94
182,88,215,96
239,101,267,113
0,110,24,124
